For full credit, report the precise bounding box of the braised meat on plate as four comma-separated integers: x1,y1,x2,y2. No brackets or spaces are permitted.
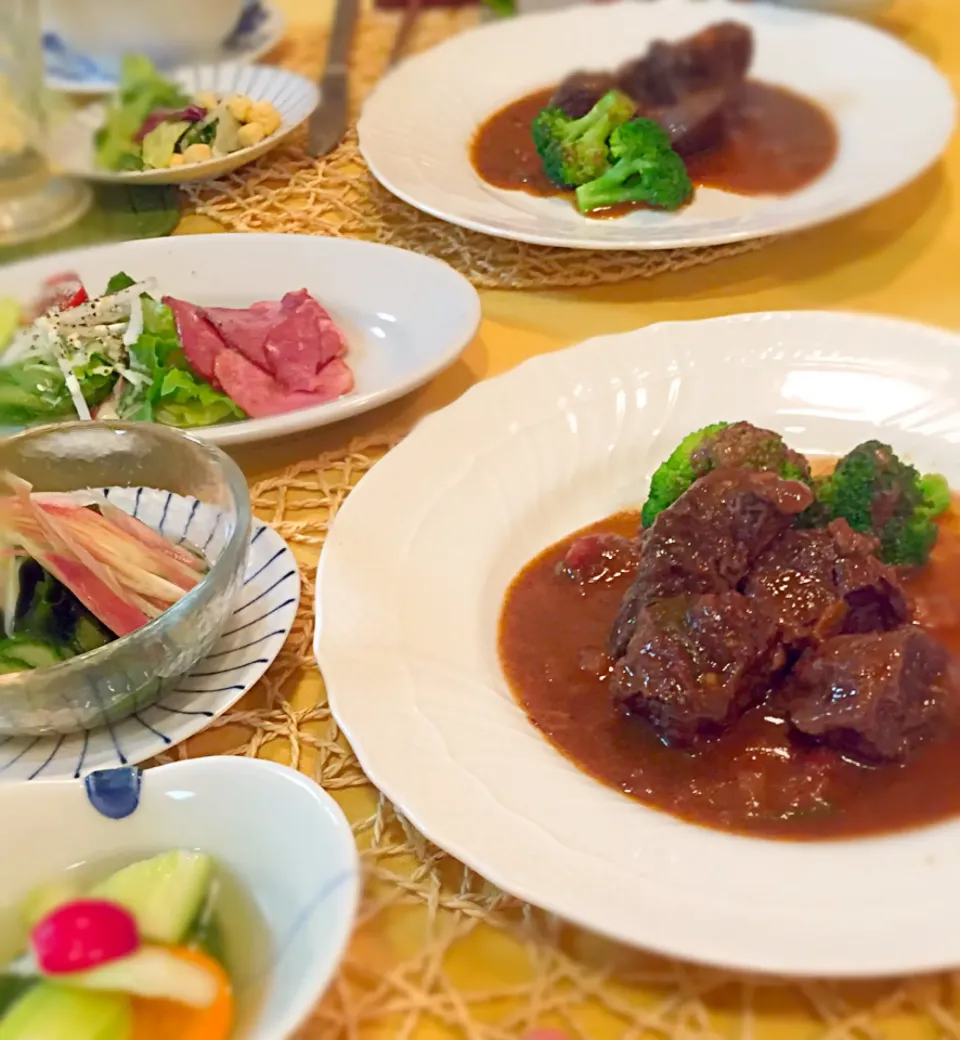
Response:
499,419,960,838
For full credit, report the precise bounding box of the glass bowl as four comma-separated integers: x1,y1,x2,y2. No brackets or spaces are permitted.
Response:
0,422,251,736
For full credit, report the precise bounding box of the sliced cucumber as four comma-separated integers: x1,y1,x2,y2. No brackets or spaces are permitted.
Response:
0,977,34,1018
0,640,62,670
72,618,109,656
62,946,218,1008
88,850,213,945
0,984,131,1040
19,881,80,930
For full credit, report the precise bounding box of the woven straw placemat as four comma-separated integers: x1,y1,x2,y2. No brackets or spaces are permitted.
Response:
180,11,771,291
154,433,960,1040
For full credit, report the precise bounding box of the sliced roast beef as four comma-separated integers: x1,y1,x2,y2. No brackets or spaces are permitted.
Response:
263,290,347,392
609,468,812,658
611,591,784,744
202,300,281,370
744,519,908,650
786,628,950,762
162,297,224,384
213,351,354,419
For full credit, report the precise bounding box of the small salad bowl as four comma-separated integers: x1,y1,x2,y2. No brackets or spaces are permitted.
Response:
0,422,251,736
0,757,360,1039
48,63,320,186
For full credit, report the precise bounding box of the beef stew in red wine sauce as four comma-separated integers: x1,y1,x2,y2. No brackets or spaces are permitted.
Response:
498,478,960,841
471,21,838,217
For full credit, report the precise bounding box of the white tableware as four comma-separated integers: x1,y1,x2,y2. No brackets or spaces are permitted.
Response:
0,234,481,446
359,0,955,250
42,0,243,68
43,0,286,95
0,491,299,780
49,64,318,186
318,310,960,977
0,756,359,1039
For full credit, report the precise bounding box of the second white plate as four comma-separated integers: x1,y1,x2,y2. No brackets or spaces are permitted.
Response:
0,235,481,446
358,0,956,250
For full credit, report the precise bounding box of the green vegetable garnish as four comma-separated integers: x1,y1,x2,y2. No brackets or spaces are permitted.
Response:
812,440,950,566
532,90,636,188
0,300,20,354
94,54,191,172
119,297,245,427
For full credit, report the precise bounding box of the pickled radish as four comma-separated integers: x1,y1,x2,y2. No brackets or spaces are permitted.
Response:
32,900,139,975
130,948,233,1040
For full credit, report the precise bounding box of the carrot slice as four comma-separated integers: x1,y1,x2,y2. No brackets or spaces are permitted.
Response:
130,947,234,1040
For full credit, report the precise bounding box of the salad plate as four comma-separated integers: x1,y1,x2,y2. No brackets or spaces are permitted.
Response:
358,0,956,250
43,0,286,95
0,489,299,781
318,310,960,977
49,63,319,186
0,234,481,445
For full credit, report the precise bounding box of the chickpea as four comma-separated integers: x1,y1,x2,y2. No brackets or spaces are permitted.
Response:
168,153,186,168
237,121,266,149
196,90,218,112
181,143,213,164
248,100,281,136
226,94,253,122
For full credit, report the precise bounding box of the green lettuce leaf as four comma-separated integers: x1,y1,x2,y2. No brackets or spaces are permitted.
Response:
94,55,191,172
119,300,245,427
0,354,117,428
105,271,136,294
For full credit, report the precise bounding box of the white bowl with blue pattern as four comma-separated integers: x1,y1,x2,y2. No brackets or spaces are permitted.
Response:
0,757,359,1039
43,0,286,95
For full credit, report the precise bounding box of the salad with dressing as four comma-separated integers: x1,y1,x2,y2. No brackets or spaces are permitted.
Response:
96,55,282,173
0,270,354,428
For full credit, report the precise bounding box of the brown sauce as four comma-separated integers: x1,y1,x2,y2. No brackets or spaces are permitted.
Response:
471,81,838,216
498,502,960,841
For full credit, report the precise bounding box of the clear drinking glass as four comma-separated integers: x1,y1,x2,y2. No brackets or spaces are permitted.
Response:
0,0,90,246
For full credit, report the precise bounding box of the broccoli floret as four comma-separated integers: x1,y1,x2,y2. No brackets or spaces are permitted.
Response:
641,421,812,528
641,422,729,528
531,90,636,188
575,118,693,213
815,440,950,566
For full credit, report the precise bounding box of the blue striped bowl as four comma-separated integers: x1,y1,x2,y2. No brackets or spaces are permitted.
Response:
0,423,252,738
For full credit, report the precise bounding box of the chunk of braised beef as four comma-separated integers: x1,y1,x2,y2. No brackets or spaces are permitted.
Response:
616,22,754,108
744,519,909,650
608,468,812,658
785,628,949,763
549,71,619,119
611,591,785,745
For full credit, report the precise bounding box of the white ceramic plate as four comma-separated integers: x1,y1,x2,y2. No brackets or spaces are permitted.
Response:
358,0,956,250
43,0,286,95
0,487,299,781
49,64,318,185
317,311,960,977
0,235,481,446
0,757,358,1040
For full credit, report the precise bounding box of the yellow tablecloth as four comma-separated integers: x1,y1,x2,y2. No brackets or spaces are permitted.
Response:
175,1,960,1036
